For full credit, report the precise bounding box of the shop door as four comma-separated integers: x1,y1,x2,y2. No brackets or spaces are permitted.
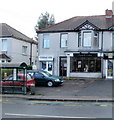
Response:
106,60,113,79
59,57,67,76
41,61,53,74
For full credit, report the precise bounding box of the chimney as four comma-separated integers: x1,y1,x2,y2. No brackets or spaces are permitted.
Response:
112,1,114,15
105,9,113,18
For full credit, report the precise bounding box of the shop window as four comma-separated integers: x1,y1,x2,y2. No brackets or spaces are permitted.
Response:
48,62,52,71
70,57,101,72
41,61,46,70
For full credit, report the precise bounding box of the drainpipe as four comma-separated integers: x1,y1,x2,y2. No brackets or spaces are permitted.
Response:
101,31,104,78
30,42,33,65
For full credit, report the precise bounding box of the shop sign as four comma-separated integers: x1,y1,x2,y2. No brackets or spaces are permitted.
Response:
74,53,97,57
39,56,54,61
108,53,113,58
104,53,114,59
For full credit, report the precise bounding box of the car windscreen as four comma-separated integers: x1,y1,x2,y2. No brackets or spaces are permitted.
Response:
38,72,49,77
41,71,52,77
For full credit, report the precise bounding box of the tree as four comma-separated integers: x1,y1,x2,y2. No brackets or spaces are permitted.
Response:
35,12,55,30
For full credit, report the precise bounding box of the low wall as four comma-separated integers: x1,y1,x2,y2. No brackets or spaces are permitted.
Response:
69,72,102,78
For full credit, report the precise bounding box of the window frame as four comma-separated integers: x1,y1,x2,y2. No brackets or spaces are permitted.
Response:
2,39,7,51
70,56,101,73
43,34,50,48
93,31,99,48
78,30,99,48
22,46,28,55
82,31,92,47
60,33,68,48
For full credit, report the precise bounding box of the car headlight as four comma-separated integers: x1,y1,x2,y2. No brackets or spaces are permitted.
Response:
54,79,60,82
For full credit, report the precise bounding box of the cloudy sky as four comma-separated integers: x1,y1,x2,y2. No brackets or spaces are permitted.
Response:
0,0,113,38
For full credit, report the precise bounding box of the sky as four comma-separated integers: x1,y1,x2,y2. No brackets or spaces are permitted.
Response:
0,0,113,39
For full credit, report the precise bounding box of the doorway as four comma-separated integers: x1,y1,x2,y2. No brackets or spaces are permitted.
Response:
106,60,113,79
59,57,67,76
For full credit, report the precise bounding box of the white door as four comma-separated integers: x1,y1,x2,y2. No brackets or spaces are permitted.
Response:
41,61,53,75
106,60,113,79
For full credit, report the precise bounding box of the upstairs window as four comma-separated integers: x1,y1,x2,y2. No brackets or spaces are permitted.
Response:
43,34,50,48
22,46,27,55
60,34,68,48
83,31,92,47
2,39,7,51
78,31,99,48
93,32,99,47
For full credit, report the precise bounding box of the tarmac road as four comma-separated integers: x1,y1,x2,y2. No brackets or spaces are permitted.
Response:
1,79,113,119
33,79,113,98
2,98,113,118
1,79,113,102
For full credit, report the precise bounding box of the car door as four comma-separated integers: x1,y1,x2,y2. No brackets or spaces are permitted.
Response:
34,72,46,85
13,75,24,86
2,76,13,86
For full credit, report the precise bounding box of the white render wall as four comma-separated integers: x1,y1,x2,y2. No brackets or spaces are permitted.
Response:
10,38,30,64
103,32,112,51
0,37,38,66
38,31,113,77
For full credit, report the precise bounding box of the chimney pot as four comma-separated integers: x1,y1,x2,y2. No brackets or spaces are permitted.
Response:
105,9,113,18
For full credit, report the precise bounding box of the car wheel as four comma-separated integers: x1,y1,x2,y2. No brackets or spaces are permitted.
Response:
47,81,53,87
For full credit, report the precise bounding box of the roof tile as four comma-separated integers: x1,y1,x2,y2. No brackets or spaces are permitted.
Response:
37,15,114,33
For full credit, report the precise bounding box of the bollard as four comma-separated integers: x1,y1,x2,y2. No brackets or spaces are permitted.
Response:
30,84,35,95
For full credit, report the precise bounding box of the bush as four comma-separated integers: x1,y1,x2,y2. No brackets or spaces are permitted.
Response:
27,65,32,70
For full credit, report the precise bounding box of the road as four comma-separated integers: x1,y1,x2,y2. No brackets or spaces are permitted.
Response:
1,98,113,119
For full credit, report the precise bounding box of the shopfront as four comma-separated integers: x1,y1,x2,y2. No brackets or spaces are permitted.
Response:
39,56,54,74
67,52,102,78
104,53,114,79
70,53,101,73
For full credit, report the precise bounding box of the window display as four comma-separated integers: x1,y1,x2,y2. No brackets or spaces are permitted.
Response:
70,56,101,72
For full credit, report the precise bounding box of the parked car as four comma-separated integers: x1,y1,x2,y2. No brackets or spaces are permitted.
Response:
2,74,35,90
27,70,64,87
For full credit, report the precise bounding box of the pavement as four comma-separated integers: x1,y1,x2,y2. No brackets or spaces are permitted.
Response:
1,78,114,102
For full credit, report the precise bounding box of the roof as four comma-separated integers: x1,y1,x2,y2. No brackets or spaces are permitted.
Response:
0,54,11,60
37,15,114,33
0,23,37,44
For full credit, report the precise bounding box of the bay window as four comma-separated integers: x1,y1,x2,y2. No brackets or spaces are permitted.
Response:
83,31,92,47
93,32,99,47
78,31,99,48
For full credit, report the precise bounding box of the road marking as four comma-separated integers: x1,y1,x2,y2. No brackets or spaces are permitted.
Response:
64,105,81,106
5,113,95,119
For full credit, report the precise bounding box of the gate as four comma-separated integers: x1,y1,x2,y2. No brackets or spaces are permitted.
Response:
0,66,27,95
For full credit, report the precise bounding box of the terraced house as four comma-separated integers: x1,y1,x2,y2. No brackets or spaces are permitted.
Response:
0,23,38,67
36,10,114,79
